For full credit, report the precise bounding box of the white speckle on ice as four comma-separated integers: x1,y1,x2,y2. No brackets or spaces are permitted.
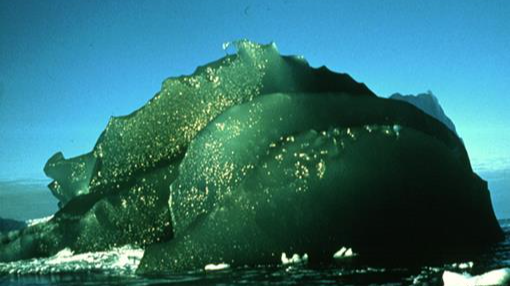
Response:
281,252,308,265
204,263,230,271
442,268,510,286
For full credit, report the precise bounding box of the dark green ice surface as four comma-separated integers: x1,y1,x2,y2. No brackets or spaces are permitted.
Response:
0,41,503,274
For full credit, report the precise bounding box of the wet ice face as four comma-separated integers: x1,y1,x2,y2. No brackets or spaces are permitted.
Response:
162,89,476,271
44,40,377,207
167,93,407,236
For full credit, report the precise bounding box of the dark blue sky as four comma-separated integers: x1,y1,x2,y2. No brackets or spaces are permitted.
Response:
1,0,509,180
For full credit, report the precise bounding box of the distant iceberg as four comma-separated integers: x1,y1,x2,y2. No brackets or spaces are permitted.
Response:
0,217,26,233
390,91,458,136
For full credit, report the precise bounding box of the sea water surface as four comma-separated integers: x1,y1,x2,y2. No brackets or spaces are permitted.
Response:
0,170,509,286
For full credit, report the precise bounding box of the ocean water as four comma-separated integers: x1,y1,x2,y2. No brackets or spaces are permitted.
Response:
0,180,57,222
0,170,509,286
480,168,510,220
0,219,509,285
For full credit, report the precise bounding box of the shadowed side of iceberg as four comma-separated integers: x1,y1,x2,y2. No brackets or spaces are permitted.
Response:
137,92,503,273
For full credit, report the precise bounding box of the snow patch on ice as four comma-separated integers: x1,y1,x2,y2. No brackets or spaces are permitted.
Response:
26,215,53,227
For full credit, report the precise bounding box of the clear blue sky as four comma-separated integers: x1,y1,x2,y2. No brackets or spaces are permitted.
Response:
1,0,509,180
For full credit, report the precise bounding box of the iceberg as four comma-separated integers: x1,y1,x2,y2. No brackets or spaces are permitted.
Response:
0,41,503,274
137,90,501,273
390,91,458,135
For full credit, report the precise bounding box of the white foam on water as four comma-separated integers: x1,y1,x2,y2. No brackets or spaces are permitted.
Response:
0,245,144,275
443,268,510,286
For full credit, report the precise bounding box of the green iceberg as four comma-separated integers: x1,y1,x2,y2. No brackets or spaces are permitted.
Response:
0,41,503,273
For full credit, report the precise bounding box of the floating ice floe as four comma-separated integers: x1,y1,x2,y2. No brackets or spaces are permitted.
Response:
204,263,230,271
281,253,309,265
442,268,510,286
333,247,356,259
393,124,402,136
451,261,474,270
0,245,144,275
